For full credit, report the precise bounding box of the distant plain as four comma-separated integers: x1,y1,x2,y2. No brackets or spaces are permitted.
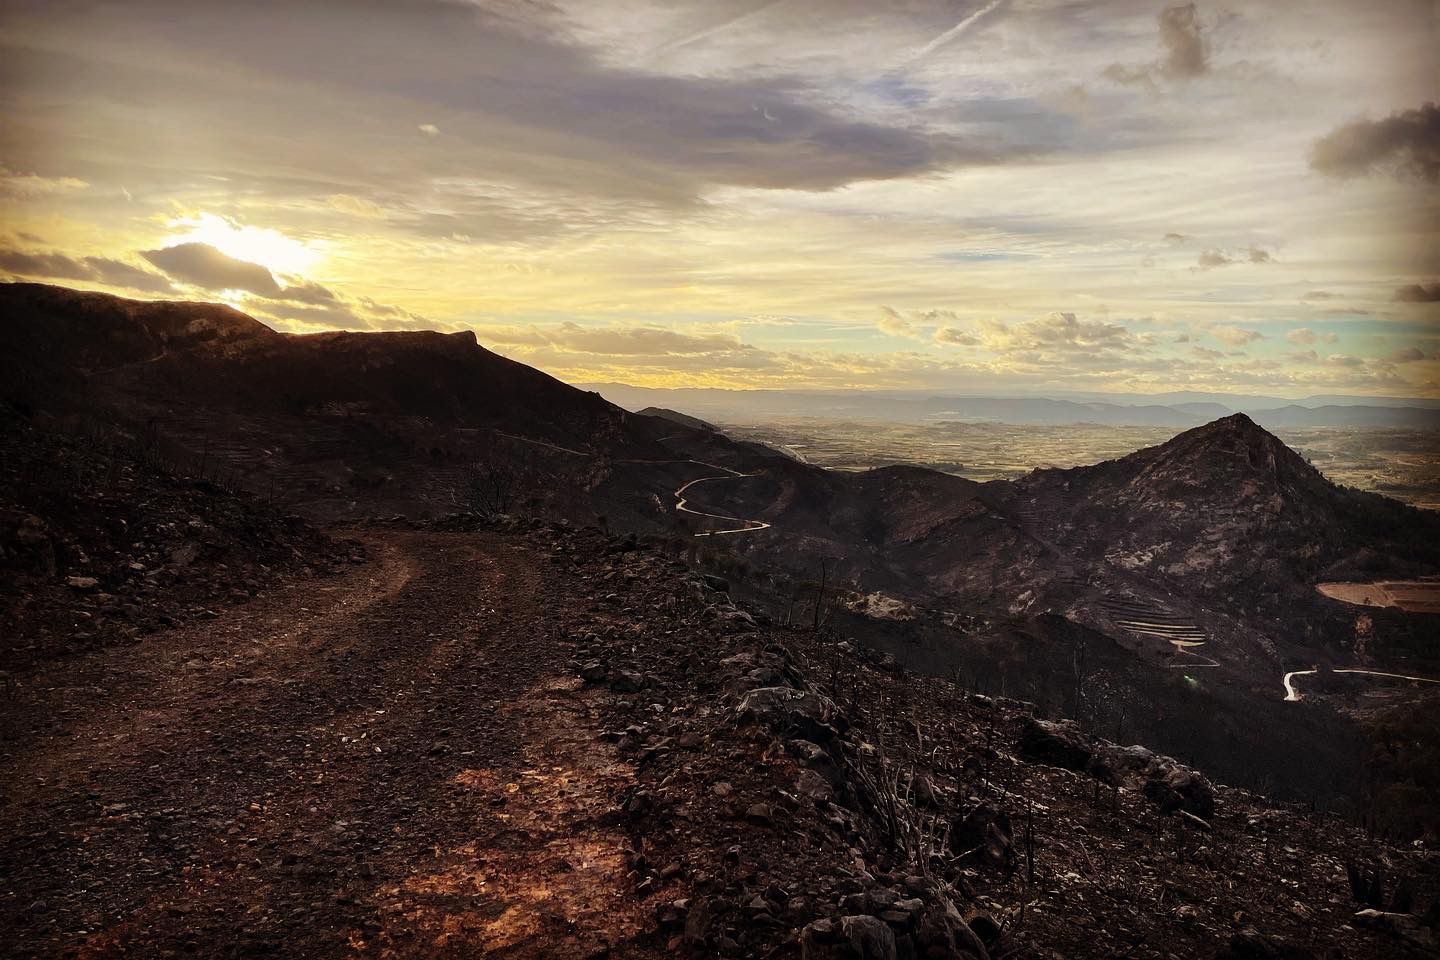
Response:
720,419,1440,510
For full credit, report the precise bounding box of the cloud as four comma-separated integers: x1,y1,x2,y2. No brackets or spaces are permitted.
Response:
248,288,434,333
1394,282,1440,303
1310,103,1440,183
1300,290,1334,301
479,321,753,357
1103,3,1209,87
1210,325,1265,346
1163,232,1189,244
1,1,1002,208
1157,3,1207,80
1285,327,1336,346
272,278,340,305
1190,345,1224,359
0,167,88,199
933,326,980,346
1386,346,1425,363
259,299,371,331
975,311,1132,356
1194,246,1272,269
0,247,172,292
877,305,920,339
551,323,750,356
325,194,385,219
141,242,281,296
1326,354,1365,368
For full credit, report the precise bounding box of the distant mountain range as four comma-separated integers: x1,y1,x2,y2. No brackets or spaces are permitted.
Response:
582,383,1440,430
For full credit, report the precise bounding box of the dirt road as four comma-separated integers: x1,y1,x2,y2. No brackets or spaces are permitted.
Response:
0,530,660,959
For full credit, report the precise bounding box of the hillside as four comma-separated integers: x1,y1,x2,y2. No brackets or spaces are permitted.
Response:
998,413,1440,616
3,519,1436,959
0,283,679,521
638,406,720,432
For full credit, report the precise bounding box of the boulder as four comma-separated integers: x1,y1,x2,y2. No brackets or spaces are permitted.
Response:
948,804,1013,868
1143,763,1216,819
794,768,834,804
1218,927,1318,960
736,687,844,742
609,670,645,693
800,916,897,960
1352,909,1435,950
1017,717,1092,771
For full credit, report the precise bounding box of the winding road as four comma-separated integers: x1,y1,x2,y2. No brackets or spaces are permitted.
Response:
487,432,775,539
673,471,771,537
1282,667,1440,702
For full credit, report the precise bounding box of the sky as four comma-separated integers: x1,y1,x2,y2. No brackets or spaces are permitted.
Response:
1,0,1438,396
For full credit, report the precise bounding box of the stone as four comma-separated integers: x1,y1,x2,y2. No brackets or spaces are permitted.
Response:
841,915,898,960
1218,927,1318,960
609,670,645,693
1017,716,1092,771
735,687,844,742
795,769,834,804
948,804,1013,868
66,576,99,590
1352,909,1435,950
911,774,944,808
800,915,898,960
744,803,774,826
1143,763,1216,819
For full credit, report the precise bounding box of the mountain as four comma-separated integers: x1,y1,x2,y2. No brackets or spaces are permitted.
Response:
636,405,719,432
1002,413,1439,608
585,382,1440,429
0,283,680,520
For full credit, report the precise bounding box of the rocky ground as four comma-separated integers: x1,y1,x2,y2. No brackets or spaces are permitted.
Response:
2,516,1437,958
0,414,361,670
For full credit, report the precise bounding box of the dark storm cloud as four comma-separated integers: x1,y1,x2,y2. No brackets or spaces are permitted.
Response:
141,242,281,296
0,247,173,292
1310,103,1440,183
1394,282,1440,302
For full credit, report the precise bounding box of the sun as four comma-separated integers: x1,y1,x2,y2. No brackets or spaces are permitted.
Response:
167,213,321,276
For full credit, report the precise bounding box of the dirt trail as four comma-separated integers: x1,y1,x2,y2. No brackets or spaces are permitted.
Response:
0,529,659,959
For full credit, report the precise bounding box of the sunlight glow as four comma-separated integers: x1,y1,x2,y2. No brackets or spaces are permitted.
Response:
168,213,321,275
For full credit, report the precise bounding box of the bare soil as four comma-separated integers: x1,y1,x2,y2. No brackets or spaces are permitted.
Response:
0,529,661,959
